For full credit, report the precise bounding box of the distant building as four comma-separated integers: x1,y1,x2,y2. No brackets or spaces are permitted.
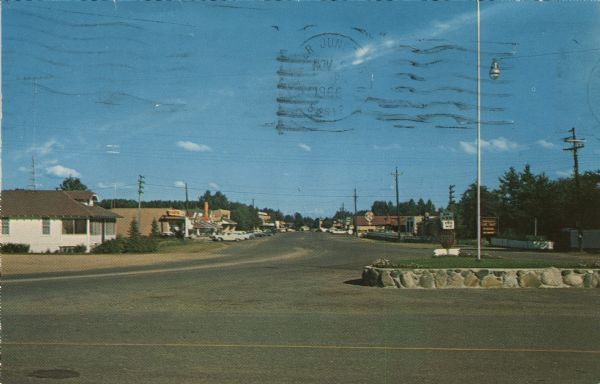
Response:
1,190,120,253
354,214,423,236
112,208,170,237
258,211,276,230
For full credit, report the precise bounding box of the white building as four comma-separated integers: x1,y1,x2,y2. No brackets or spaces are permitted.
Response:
1,190,120,253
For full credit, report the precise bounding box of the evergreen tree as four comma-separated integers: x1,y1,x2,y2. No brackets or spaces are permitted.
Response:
150,218,160,238
58,177,89,191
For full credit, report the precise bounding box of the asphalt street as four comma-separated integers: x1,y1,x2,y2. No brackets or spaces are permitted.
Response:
3,232,600,383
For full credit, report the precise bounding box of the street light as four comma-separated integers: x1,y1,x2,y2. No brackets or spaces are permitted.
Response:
489,59,501,80
476,2,501,261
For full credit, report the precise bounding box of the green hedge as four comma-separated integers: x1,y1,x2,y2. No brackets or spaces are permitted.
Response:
0,243,30,253
93,236,158,254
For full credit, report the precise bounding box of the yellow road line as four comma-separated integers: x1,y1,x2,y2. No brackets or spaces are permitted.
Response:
4,341,600,355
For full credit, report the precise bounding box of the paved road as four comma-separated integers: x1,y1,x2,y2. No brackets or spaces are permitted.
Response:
3,232,600,383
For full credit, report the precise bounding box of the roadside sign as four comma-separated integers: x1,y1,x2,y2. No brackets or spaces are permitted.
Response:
441,220,455,230
481,217,498,236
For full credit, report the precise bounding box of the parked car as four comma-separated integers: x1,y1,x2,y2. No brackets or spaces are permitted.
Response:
212,232,246,241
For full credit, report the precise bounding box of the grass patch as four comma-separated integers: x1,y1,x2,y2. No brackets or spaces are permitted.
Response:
374,257,600,269
157,238,224,254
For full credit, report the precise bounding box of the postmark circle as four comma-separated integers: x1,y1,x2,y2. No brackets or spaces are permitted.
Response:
299,33,369,123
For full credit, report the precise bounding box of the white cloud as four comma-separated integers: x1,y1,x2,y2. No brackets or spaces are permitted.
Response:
348,5,511,68
176,141,212,152
489,137,520,151
536,139,556,149
460,137,521,155
556,170,573,178
459,141,478,155
46,165,80,178
98,182,125,189
174,181,186,188
209,182,220,190
298,143,312,152
18,166,29,172
27,139,61,156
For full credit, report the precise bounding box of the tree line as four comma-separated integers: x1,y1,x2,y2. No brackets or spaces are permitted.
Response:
60,165,600,240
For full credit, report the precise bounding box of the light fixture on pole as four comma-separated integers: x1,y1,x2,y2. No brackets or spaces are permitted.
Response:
489,58,501,80
476,2,501,261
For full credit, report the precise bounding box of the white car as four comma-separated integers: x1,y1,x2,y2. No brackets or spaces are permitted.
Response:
212,232,246,241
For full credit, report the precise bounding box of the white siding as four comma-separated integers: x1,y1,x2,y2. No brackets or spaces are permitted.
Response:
0,218,117,253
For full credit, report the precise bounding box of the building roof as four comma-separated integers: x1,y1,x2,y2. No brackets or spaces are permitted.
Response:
354,215,407,226
1,190,119,219
64,190,96,202
193,220,219,230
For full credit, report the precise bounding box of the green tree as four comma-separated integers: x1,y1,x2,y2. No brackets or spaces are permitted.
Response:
128,219,141,240
497,165,556,239
458,183,500,239
150,218,160,238
371,201,394,216
230,202,260,231
58,177,89,191
199,191,230,210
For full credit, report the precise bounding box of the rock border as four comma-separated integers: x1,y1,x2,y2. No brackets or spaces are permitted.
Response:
362,267,600,289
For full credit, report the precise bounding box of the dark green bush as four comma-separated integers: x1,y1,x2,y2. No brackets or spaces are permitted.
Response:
125,236,158,253
93,235,158,254
58,244,87,253
0,243,30,253
93,237,126,254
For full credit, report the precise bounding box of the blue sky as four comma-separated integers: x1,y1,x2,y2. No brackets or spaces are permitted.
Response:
2,1,600,217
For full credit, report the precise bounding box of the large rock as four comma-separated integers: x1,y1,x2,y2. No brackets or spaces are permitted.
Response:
463,271,480,287
541,267,563,287
583,273,594,288
434,270,448,288
475,269,490,280
503,271,519,288
519,271,542,288
446,272,465,288
593,272,600,288
400,271,418,288
563,273,584,287
481,275,503,288
362,267,379,286
379,271,396,288
419,271,435,289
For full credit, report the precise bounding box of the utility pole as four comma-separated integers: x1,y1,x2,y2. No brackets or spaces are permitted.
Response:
184,182,189,212
137,175,145,230
392,167,402,241
29,156,37,190
353,188,358,237
563,127,585,251
563,127,585,192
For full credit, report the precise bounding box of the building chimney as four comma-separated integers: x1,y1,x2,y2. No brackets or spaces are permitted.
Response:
204,202,209,221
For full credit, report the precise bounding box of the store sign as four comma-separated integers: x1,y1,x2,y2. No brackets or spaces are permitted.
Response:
481,217,498,236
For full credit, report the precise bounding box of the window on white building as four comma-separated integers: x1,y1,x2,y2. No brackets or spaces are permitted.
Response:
42,218,51,235
90,221,102,236
105,221,116,236
62,219,87,234
1,218,9,235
